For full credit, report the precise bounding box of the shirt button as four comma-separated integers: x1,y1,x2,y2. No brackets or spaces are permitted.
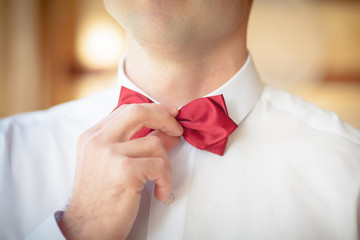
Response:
164,192,174,205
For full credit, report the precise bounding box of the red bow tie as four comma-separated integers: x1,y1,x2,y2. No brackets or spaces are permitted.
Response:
115,86,238,156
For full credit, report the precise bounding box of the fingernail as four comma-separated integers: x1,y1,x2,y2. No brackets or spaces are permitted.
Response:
170,107,179,116
163,192,175,205
177,123,183,135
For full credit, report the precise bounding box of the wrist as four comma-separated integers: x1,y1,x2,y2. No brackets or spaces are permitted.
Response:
58,207,91,240
58,210,77,240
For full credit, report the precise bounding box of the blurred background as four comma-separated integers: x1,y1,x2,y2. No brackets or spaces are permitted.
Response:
0,0,359,128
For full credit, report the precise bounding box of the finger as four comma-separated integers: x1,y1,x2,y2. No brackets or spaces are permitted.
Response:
133,157,172,202
153,176,172,202
109,135,170,159
91,103,178,134
103,104,183,142
149,130,181,152
116,103,179,117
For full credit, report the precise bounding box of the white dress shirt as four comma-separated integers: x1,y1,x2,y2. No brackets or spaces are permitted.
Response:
1,55,359,240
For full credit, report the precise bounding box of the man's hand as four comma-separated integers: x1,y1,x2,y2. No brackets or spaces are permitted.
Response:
58,103,183,240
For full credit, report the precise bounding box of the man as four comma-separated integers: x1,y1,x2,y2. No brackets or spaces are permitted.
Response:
1,0,359,239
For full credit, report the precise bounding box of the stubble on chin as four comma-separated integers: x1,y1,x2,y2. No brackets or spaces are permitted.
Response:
125,13,198,58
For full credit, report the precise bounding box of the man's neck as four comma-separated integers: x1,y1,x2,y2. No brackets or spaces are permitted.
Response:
124,30,248,108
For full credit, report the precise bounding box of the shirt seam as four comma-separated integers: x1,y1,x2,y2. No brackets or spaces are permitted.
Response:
262,94,360,146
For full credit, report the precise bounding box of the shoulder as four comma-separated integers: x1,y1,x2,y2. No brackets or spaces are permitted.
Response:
235,85,360,189
0,86,119,160
0,87,118,134
258,85,360,146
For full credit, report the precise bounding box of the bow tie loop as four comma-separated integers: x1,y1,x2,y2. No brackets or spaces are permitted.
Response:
177,95,238,154
115,87,238,156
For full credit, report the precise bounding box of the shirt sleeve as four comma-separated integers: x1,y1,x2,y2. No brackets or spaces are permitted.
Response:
25,212,66,240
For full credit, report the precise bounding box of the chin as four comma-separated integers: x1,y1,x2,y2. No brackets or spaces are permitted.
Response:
129,19,195,50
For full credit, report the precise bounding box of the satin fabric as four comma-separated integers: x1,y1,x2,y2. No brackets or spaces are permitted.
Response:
115,86,238,156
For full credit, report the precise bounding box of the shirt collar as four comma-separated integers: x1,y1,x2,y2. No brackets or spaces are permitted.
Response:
116,55,264,125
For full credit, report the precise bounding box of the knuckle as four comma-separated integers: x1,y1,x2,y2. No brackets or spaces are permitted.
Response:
88,132,103,146
159,110,172,122
77,131,89,146
80,131,104,152
158,111,175,131
115,156,141,187
77,131,95,150
147,135,162,146
104,145,119,158
118,156,134,171
159,157,169,170
144,157,170,181
126,104,144,116
114,104,129,112
146,136,166,156
153,156,170,171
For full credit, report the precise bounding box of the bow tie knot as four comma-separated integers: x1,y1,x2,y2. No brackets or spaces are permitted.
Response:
115,87,238,156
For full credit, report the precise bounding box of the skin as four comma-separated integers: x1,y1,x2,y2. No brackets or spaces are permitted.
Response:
59,0,253,239
105,0,252,108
